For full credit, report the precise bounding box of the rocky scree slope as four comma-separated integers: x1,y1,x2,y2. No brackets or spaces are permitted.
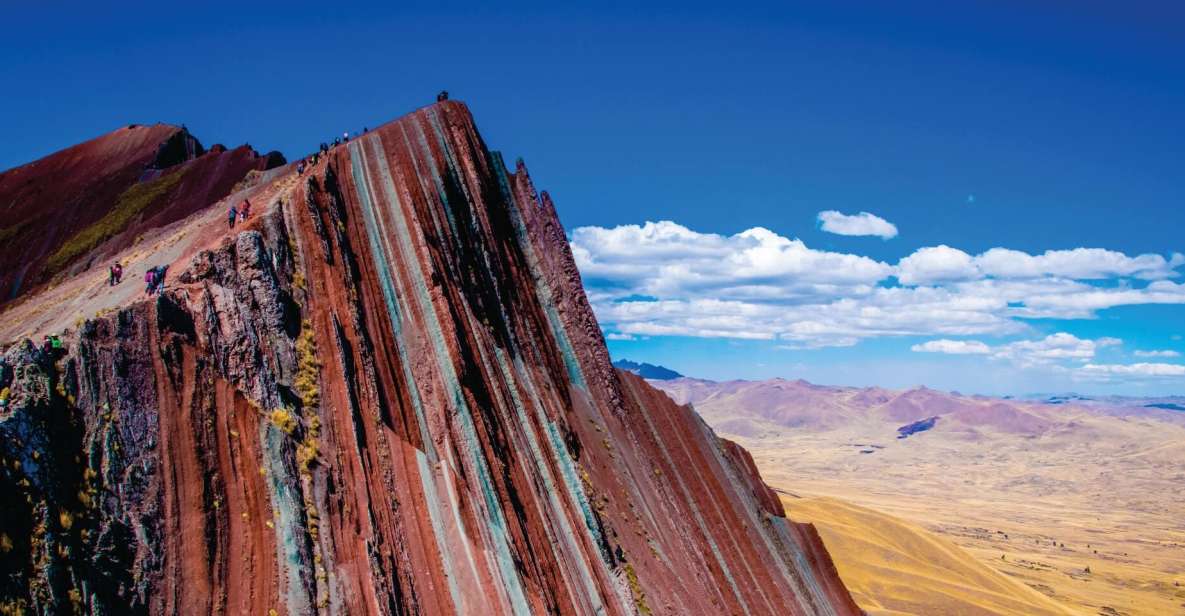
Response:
0,101,857,615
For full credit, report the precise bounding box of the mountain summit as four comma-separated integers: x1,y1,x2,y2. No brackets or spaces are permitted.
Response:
0,102,856,614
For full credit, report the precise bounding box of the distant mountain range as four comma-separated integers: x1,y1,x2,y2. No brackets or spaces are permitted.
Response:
611,359,683,380
649,376,1185,440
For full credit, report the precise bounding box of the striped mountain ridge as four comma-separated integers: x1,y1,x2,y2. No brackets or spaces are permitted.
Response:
0,101,858,614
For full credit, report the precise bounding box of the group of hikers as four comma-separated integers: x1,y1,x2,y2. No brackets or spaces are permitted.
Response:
296,127,367,176
113,91,448,296
293,92,445,177
144,265,167,296
228,198,252,229
108,261,165,295
108,262,123,286
1,91,463,410
39,335,63,359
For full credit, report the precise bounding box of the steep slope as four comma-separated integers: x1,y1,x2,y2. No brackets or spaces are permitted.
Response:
0,102,857,615
785,497,1076,616
0,123,284,303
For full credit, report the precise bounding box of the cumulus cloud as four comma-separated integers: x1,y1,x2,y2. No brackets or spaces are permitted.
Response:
604,332,637,341
991,333,1119,367
1133,349,1181,358
1080,363,1185,378
911,339,992,354
817,210,898,239
571,221,892,303
597,289,1024,347
897,248,1184,286
976,248,1184,281
910,333,1122,367
896,246,978,285
569,220,1185,354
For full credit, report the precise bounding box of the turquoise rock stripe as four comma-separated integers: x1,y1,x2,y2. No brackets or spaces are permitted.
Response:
347,138,437,462
262,423,314,614
350,132,532,616
414,449,465,611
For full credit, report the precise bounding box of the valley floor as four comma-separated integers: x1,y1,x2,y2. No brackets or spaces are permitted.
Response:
743,426,1185,615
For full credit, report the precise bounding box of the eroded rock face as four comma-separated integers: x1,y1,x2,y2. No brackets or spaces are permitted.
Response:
0,102,858,615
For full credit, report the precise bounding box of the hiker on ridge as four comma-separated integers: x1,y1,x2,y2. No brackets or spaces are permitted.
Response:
109,262,123,286
239,199,251,221
228,204,238,229
144,268,157,295
437,90,449,102
152,266,168,295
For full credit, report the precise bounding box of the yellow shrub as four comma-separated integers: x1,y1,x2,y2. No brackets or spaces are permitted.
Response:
623,563,652,615
270,408,298,435
297,437,319,475
294,320,321,408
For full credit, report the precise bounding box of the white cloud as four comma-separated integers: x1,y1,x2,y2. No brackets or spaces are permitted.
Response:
991,333,1118,367
570,221,892,303
911,339,992,354
598,289,1025,348
1007,280,1185,318
1133,349,1181,358
604,332,636,341
975,248,1183,281
896,245,978,285
817,210,898,239
896,248,1184,287
569,220,1185,353
1080,363,1185,378
909,333,1121,367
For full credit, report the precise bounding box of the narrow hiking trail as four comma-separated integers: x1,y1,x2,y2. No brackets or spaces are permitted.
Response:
0,161,311,343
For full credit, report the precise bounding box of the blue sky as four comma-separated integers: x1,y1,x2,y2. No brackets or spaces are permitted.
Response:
4,1,1184,394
